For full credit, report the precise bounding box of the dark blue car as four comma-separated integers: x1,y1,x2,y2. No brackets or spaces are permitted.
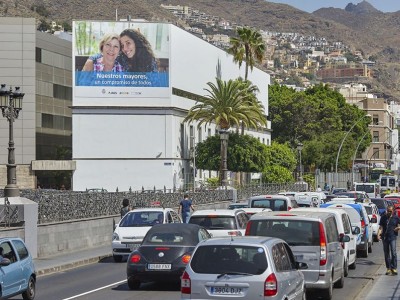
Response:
371,198,389,216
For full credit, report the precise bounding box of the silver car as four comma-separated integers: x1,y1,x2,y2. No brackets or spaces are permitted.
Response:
181,236,307,300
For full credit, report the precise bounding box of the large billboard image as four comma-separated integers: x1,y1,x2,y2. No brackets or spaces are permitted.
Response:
73,21,170,100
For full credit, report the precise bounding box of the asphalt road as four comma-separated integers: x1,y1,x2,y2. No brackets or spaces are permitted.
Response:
13,241,384,300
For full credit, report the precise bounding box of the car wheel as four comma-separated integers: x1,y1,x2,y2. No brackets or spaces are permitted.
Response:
344,259,349,277
373,235,379,242
368,242,372,253
349,260,356,270
358,248,368,258
334,266,345,288
128,277,140,290
113,255,123,262
22,276,35,300
321,276,333,300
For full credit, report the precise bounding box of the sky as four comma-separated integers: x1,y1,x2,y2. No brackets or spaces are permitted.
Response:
266,0,400,13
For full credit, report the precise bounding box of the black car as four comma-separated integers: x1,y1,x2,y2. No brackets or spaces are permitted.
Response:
126,223,211,290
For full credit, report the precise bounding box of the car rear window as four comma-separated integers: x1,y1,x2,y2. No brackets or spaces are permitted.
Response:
190,245,267,275
251,199,287,211
189,216,236,230
119,211,163,227
247,220,320,246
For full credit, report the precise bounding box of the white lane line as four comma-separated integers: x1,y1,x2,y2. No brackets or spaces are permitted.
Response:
61,279,127,300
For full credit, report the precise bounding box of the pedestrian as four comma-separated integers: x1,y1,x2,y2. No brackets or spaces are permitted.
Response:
378,205,400,275
178,194,195,223
324,182,330,191
316,185,322,192
120,198,131,218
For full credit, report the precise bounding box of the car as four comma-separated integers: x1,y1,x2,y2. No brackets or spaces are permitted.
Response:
362,202,380,242
370,198,389,216
331,188,347,194
181,236,307,300
227,202,248,209
241,207,272,216
126,223,211,289
112,208,182,262
245,210,348,299
292,207,357,275
0,237,36,300
247,194,297,211
188,209,249,237
334,191,369,203
321,202,371,258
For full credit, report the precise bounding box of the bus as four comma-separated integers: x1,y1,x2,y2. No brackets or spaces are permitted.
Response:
369,167,392,182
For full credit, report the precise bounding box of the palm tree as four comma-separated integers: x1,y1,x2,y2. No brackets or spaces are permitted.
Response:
184,78,266,186
228,27,265,81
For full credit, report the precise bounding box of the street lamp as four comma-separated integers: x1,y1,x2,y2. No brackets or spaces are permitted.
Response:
0,84,24,197
219,129,229,187
297,142,303,180
335,114,371,187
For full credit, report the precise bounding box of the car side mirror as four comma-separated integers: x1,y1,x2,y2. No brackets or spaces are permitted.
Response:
352,226,361,235
339,234,350,243
0,259,11,266
296,261,308,270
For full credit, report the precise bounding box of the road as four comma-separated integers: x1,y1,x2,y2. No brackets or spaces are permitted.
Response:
13,241,384,300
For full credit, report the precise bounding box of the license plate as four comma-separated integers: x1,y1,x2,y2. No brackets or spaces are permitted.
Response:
211,287,242,295
126,243,140,251
147,264,171,270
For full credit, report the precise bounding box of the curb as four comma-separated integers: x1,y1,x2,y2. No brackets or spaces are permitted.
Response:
37,254,112,277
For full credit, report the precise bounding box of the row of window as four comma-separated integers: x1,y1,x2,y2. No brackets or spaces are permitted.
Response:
42,113,72,130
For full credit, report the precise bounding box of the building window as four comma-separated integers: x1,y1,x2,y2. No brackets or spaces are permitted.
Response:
53,84,72,101
208,128,211,137
372,147,380,159
189,125,194,149
180,123,184,158
198,127,202,142
373,131,379,142
372,115,379,125
36,47,42,63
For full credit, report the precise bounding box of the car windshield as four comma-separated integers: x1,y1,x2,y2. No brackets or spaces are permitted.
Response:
371,200,386,209
356,185,375,193
119,211,163,227
228,204,248,209
190,245,267,275
189,216,236,230
364,206,372,215
247,220,319,246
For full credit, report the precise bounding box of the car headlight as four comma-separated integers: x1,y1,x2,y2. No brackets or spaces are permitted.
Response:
112,232,119,241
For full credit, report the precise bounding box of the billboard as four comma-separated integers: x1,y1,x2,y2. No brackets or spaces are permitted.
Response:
73,21,170,100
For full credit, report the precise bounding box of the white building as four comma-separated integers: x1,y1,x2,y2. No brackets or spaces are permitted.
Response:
72,21,271,191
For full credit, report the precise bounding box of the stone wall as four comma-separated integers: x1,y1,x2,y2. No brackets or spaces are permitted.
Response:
0,165,36,189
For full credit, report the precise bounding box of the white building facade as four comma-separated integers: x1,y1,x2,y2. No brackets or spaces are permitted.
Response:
72,21,271,191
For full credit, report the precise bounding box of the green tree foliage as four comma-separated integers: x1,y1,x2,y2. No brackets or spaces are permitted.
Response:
195,133,268,172
262,165,294,183
269,83,370,172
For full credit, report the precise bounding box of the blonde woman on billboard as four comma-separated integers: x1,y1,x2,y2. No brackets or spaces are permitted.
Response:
82,33,124,72
118,29,159,72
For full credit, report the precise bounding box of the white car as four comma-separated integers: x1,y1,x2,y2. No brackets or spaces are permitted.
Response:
362,202,381,242
188,209,249,237
112,208,182,262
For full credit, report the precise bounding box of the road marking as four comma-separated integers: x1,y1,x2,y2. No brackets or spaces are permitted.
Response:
61,280,127,299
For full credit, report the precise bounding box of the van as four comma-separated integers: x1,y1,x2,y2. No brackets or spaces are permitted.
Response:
246,210,349,299
292,207,358,276
247,195,295,211
379,175,398,194
294,192,325,207
354,182,379,198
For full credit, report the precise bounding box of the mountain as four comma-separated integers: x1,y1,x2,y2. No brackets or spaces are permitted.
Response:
0,0,398,100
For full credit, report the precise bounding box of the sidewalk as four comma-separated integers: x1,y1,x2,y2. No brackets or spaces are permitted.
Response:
33,245,112,276
363,263,400,300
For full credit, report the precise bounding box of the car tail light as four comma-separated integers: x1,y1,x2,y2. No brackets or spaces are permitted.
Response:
181,271,191,294
339,233,345,249
319,222,327,266
228,231,242,236
288,206,292,211
245,221,252,235
361,219,366,235
130,254,141,264
155,247,170,251
181,254,191,264
264,273,278,296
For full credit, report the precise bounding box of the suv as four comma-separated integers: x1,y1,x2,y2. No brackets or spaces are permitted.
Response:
188,209,249,237
292,207,357,276
0,238,36,300
247,195,297,211
245,210,349,299
112,208,182,262
181,236,307,300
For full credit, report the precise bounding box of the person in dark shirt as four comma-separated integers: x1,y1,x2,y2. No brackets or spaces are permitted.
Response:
178,194,195,223
378,205,400,275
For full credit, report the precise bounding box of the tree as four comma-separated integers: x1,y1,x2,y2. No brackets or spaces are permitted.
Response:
262,142,297,183
228,27,265,81
184,78,267,185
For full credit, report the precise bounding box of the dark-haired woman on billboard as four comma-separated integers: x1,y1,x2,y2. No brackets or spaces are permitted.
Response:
118,29,159,72
82,33,124,72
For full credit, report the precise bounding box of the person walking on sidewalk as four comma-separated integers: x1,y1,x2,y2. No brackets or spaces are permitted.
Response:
178,194,195,223
378,205,400,275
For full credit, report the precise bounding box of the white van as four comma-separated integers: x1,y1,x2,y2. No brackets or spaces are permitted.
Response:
379,175,398,194
292,207,358,276
354,182,379,198
295,192,325,207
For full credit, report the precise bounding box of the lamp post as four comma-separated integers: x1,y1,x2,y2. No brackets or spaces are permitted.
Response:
335,114,371,187
352,130,370,184
297,142,303,180
219,129,229,187
0,84,24,197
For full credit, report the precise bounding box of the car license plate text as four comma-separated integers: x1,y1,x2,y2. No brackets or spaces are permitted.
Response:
147,263,171,270
128,244,140,251
211,287,242,295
